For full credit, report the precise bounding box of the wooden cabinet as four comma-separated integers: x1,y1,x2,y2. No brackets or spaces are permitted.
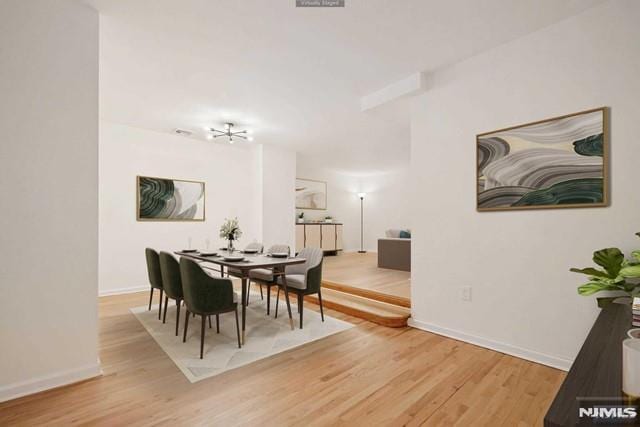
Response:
295,223,343,254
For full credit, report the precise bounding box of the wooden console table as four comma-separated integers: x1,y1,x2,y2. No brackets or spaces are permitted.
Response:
544,302,632,426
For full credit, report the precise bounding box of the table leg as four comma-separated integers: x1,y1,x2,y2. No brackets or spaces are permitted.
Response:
281,274,295,330
241,276,247,344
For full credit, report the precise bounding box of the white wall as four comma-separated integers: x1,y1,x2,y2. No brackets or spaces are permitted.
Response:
0,0,100,401
261,145,297,251
410,0,640,370
99,122,264,295
296,159,411,252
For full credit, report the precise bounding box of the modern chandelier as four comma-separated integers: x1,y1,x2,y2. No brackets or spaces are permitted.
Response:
206,122,253,144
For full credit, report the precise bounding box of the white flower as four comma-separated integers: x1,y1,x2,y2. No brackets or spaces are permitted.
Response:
219,217,242,240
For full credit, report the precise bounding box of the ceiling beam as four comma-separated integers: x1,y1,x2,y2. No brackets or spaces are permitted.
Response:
360,72,427,112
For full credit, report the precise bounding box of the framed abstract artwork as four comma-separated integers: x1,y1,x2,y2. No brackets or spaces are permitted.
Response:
296,178,327,210
476,107,608,211
137,176,205,221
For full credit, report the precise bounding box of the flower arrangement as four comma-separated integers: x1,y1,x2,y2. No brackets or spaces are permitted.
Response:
219,217,242,241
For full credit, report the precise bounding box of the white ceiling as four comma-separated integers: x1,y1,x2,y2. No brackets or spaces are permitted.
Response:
89,0,603,172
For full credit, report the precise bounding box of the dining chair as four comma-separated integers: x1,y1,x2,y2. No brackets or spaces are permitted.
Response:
159,252,184,336
274,247,324,328
180,257,241,359
227,242,265,302
248,244,291,313
145,248,164,320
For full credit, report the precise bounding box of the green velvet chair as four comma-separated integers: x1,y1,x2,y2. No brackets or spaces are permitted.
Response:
274,247,324,329
145,248,164,320
159,252,184,336
180,257,241,359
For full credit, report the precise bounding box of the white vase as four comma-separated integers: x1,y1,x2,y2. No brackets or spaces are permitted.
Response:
623,338,640,398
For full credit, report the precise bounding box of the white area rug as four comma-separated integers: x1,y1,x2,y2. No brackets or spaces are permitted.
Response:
131,293,354,382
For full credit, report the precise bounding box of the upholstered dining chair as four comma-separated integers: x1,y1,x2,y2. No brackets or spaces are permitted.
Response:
226,242,265,302
145,248,164,320
180,257,241,359
159,252,184,336
247,244,291,313
274,247,324,328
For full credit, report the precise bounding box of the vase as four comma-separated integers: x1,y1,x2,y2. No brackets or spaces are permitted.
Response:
227,239,234,253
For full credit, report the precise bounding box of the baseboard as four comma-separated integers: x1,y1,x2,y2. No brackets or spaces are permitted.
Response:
99,285,148,297
0,362,102,403
407,318,573,372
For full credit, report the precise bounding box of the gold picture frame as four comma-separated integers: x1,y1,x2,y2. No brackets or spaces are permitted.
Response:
296,178,327,210
136,175,206,222
476,107,609,212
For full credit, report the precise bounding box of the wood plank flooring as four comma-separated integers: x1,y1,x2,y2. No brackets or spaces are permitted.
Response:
323,252,411,299
0,291,564,426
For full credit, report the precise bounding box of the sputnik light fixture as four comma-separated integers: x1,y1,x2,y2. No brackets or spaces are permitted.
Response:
206,122,254,144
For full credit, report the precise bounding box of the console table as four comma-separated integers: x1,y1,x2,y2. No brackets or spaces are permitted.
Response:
544,302,632,426
296,223,343,254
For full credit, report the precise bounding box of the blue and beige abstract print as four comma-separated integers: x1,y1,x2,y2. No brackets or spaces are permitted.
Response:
138,176,205,220
477,109,606,210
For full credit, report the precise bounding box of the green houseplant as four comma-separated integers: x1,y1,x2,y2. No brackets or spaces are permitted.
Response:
570,235,640,307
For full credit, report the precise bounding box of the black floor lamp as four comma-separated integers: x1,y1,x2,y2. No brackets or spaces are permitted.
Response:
357,193,366,253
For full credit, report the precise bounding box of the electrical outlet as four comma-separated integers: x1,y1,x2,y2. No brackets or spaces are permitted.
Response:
461,286,472,302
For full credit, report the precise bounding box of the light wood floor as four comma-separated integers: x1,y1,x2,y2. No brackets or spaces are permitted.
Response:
323,252,411,299
0,291,564,426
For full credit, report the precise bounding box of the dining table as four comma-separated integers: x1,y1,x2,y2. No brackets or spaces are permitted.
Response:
174,250,306,344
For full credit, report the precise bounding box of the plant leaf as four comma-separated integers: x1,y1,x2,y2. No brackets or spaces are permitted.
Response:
592,248,624,277
632,250,640,262
619,265,640,278
569,267,609,278
577,281,620,296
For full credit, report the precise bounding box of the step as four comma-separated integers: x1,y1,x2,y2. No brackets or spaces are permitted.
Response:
321,280,411,308
306,288,410,328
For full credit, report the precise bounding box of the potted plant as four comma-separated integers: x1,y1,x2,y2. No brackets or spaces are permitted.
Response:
219,217,242,252
324,215,333,223
570,235,640,307
297,212,304,223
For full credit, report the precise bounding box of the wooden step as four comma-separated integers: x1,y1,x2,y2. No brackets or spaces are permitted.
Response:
322,280,411,308
306,288,410,328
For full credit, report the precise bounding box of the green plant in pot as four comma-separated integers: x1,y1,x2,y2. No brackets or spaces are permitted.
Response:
570,238,640,307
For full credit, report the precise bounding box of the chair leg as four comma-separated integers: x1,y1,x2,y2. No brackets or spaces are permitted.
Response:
158,289,164,319
275,287,280,318
234,307,241,348
175,299,181,336
266,285,271,315
208,315,212,328
200,315,206,359
259,283,264,300
183,309,190,342
216,314,220,333
299,293,304,329
148,288,154,311
318,289,325,322
162,295,169,324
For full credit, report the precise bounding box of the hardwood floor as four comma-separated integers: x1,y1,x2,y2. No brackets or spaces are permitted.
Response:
323,252,411,299
0,291,563,426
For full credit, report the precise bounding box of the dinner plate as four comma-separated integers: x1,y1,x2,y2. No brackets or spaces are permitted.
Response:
199,252,217,257
223,256,245,262
243,249,259,254
271,252,288,258
182,249,198,253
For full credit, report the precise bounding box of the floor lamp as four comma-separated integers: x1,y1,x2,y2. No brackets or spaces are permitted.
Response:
357,193,366,253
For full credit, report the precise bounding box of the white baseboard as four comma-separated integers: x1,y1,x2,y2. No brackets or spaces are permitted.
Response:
407,318,573,372
99,285,148,297
0,362,102,403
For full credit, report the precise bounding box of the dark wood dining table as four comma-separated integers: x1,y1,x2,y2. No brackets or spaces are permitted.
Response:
174,250,306,344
